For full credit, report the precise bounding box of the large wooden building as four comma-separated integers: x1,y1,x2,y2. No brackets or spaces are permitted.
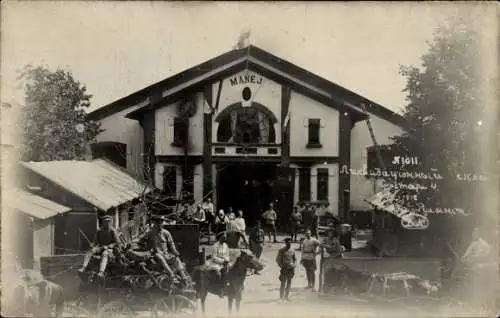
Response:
88,45,405,226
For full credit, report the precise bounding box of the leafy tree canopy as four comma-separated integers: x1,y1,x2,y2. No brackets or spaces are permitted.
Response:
19,65,103,161
387,17,492,232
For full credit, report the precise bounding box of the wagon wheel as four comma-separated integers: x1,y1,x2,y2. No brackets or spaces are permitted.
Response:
151,295,197,317
97,300,135,318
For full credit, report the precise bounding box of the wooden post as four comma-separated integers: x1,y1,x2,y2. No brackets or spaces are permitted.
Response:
319,248,324,293
203,85,214,199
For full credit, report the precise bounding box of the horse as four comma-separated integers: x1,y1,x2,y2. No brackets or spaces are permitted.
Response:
193,249,264,315
10,270,65,317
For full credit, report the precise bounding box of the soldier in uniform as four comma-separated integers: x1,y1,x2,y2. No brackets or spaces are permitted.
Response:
144,216,190,284
262,203,277,243
79,215,120,278
276,238,296,302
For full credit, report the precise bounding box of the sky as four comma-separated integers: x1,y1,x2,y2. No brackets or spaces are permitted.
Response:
1,2,495,114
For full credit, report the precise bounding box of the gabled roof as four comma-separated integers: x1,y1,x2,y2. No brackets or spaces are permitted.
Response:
21,158,151,211
4,188,71,220
88,45,405,127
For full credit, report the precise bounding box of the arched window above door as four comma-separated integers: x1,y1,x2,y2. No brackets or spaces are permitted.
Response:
215,102,277,144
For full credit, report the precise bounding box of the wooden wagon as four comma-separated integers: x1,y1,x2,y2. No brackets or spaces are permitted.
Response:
41,224,204,317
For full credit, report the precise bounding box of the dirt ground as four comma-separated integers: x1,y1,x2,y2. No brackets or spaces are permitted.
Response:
56,233,495,317
198,235,495,318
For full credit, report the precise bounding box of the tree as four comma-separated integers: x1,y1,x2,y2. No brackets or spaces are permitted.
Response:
389,18,492,236
19,65,103,161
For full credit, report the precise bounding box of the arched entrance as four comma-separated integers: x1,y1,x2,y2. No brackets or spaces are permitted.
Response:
214,102,280,226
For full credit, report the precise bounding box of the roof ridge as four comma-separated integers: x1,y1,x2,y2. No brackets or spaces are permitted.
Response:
88,45,406,128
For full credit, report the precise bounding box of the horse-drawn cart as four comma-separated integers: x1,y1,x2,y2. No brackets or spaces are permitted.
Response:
66,259,197,317
64,223,203,317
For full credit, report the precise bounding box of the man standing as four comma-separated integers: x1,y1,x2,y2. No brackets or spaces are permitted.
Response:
79,215,119,278
290,206,302,243
215,209,229,235
234,210,246,234
262,203,277,243
300,229,320,290
311,205,320,239
276,238,296,302
202,197,215,235
234,210,248,247
301,203,313,234
248,220,265,274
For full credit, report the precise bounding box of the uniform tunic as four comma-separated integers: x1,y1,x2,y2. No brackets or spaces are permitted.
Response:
95,228,119,246
301,238,320,269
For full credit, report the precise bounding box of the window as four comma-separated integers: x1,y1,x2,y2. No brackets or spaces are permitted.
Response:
217,108,276,143
317,168,329,201
162,166,177,198
298,168,311,202
173,117,188,147
307,118,321,147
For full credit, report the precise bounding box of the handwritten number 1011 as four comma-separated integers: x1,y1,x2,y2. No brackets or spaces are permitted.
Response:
392,156,419,166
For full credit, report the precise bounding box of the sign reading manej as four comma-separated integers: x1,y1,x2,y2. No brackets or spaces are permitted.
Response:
229,74,263,86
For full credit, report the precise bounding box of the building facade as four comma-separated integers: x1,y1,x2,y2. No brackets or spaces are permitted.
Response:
88,45,405,226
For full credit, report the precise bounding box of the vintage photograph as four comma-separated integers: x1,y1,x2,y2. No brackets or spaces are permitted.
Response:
1,2,498,317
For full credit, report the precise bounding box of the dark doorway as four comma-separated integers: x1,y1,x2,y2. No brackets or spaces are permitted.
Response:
217,163,278,227
55,212,97,255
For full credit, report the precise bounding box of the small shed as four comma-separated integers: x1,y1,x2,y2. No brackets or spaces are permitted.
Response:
20,159,152,255
3,188,72,269
21,158,152,229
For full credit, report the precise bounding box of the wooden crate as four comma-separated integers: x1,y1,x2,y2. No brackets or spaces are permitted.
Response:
40,254,85,300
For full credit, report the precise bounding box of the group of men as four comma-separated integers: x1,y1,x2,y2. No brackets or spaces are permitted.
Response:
289,202,336,242
78,214,190,285
185,197,249,241
276,228,343,301
78,198,339,300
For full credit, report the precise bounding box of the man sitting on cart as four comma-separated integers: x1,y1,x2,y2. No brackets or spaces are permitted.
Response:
78,215,120,278
144,216,190,285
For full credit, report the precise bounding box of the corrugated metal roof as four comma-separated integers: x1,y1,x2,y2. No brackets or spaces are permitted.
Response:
4,188,71,219
21,159,151,211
